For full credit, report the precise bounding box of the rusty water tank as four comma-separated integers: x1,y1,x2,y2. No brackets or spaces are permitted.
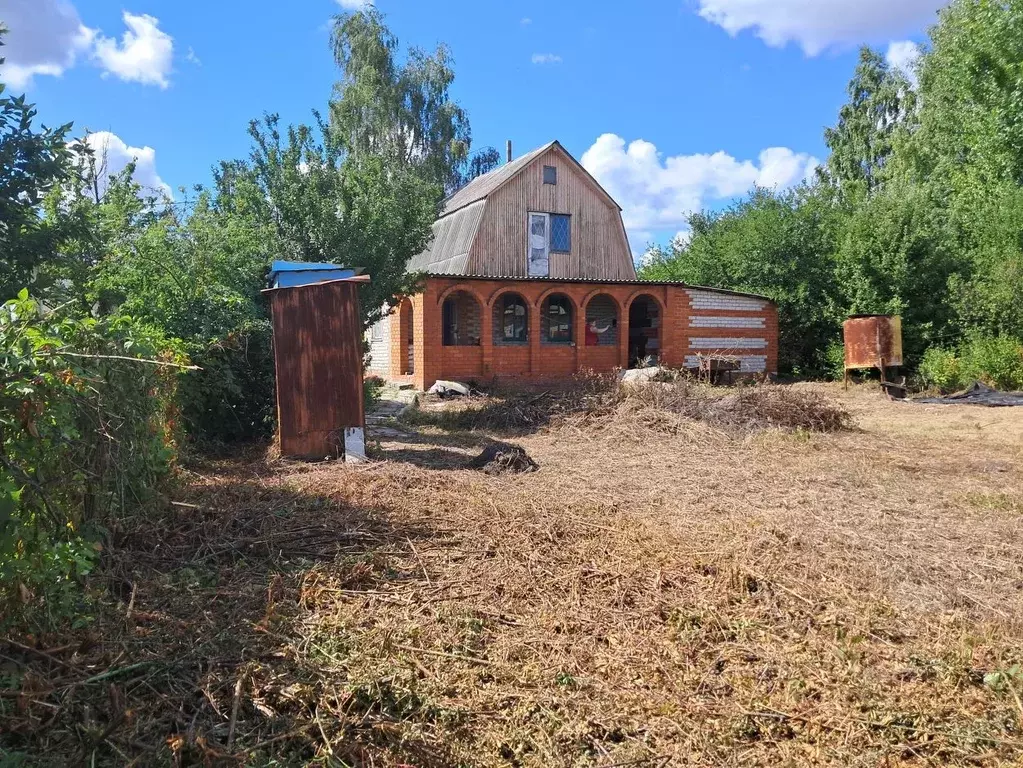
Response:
843,315,903,370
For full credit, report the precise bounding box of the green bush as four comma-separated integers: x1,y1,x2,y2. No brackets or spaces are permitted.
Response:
961,335,1023,391
0,292,183,629
919,346,962,390
919,336,1023,392
177,320,276,443
824,341,847,381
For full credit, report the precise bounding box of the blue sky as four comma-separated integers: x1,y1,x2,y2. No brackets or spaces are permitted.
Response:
3,0,945,254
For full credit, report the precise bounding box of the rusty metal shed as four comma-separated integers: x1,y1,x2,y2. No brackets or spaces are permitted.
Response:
264,275,369,460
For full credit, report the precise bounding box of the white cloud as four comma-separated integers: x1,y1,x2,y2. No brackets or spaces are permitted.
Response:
695,0,947,56
521,17,532,25
335,0,373,8
92,12,173,88
82,130,172,200
531,53,562,65
886,40,921,86
1,4,177,89
185,46,201,66
0,0,95,89
581,133,818,249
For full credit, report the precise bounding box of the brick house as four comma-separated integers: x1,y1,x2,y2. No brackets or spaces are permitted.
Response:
367,141,779,390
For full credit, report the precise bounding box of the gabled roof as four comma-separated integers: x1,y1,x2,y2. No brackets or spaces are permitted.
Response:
439,140,622,217
408,140,629,277
406,199,486,275
440,142,555,216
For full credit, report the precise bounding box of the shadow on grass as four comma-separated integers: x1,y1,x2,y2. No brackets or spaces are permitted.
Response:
369,428,488,470
1,459,463,768
397,391,561,438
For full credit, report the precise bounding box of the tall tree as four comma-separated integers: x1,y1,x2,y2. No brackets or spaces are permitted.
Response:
328,8,493,194
0,27,79,298
903,0,1023,339
457,146,502,188
819,47,916,199
912,0,1023,190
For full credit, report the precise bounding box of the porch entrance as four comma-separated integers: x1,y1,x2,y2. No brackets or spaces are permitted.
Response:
628,295,660,368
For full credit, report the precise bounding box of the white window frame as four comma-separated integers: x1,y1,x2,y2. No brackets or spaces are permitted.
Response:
527,212,550,277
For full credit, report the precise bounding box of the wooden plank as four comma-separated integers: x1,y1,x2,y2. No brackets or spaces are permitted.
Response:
467,146,636,281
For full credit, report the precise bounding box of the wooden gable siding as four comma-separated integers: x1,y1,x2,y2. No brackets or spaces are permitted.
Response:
465,146,636,280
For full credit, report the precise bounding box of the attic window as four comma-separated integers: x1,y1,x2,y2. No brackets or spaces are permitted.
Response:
550,214,571,253
543,165,557,185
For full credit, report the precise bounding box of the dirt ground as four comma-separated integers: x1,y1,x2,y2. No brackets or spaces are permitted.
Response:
3,383,1023,766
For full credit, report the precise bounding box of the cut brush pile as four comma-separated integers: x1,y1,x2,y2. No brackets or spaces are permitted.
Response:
569,378,855,436
407,374,855,438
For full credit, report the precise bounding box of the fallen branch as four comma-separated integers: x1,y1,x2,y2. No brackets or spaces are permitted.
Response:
57,351,201,371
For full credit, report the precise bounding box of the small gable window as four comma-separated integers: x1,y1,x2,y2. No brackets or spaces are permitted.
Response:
550,214,571,253
543,165,557,185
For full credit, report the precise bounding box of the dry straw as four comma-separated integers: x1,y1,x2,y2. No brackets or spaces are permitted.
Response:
3,382,1022,766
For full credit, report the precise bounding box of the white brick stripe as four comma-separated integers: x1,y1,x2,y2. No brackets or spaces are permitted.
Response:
685,355,767,373
689,337,767,349
689,315,765,329
686,290,766,311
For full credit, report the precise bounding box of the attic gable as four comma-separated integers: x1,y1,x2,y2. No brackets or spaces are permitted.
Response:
440,141,621,216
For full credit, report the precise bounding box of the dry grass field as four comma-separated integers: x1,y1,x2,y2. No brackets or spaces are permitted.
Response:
4,381,1023,767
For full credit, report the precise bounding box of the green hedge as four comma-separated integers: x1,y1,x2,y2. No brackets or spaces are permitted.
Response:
919,335,1023,392
0,292,184,629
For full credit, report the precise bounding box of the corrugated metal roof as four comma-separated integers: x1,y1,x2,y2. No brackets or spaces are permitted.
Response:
406,199,486,274
423,272,773,301
440,142,555,215
408,140,628,279
270,260,348,273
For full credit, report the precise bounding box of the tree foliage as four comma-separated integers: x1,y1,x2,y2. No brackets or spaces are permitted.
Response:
247,113,439,329
819,48,916,198
643,187,842,374
0,292,183,628
329,8,497,194
0,28,82,298
645,0,1023,379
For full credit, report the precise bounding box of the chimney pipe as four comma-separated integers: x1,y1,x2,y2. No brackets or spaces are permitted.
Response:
506,140,512,164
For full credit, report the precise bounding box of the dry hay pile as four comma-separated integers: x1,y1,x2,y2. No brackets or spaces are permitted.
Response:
408,375,855,439
576,379,856,436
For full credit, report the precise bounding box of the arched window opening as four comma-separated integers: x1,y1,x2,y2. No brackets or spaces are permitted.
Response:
492,293,529,346
397,298,415,376
585,295,618,346
441,290,482,346
542,294,574,345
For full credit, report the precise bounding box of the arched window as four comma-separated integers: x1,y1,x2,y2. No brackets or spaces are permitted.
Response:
585,295,619,346
542,294,573,345
493,293,528,345
441,290,482,346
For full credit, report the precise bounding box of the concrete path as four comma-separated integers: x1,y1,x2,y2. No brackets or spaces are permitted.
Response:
366,385,418,439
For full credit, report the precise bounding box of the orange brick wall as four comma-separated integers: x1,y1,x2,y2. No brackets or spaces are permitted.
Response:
389,277,779,390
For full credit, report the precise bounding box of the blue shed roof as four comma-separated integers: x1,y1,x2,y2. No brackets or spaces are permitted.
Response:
269,260,359,289
270,260,351,274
